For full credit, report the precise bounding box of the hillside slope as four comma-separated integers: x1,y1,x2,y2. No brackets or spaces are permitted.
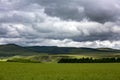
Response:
0,44,38,56
27,46,120,54
0,44,120,57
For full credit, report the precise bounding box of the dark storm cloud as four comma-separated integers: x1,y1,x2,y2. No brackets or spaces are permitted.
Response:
32,0,120,23
34,0,86,21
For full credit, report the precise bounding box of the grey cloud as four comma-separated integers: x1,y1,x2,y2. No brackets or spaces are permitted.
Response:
32,0,120,22
0,0,120,48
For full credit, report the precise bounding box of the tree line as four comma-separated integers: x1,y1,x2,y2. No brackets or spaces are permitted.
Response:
58,57,120,63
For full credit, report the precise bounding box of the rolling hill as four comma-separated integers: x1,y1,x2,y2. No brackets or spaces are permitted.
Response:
0,44,120,57
0,44,38,56
27,46,120,54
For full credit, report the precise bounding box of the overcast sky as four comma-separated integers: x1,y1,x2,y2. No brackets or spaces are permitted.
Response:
0,0,120,49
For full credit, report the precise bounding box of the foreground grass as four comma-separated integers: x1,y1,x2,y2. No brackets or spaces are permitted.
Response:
0,63,120,80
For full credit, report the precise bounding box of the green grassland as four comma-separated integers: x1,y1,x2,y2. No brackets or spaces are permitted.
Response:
0,44,120,80
0,62,120,80
1,53,120,63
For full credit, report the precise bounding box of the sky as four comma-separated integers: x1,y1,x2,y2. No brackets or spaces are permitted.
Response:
0,0,120,49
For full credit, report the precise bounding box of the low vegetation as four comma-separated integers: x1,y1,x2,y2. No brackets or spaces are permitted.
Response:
0,62,120,80
2,55,120,63
7,58,41,63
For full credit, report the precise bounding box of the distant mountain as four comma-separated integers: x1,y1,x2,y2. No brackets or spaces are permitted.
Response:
0,44,38,56
0,44,120,57
27,46,120,54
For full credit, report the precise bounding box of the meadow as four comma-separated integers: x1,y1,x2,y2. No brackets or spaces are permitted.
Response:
0,62,120,80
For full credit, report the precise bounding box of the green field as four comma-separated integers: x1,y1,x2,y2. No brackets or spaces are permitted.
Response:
0,63,120,80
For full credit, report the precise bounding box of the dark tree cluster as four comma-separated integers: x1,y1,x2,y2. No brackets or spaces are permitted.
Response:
58,57,120,63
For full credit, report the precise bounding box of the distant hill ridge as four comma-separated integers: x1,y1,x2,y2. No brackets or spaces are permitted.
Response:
0,44,120,57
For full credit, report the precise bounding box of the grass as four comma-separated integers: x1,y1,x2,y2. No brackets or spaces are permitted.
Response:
0,62,120,80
